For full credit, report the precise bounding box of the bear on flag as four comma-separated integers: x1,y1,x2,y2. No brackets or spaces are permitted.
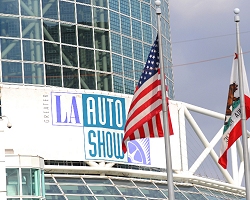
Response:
218,50,250,169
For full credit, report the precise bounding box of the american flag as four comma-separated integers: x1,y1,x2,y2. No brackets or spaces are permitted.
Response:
122,36,173,153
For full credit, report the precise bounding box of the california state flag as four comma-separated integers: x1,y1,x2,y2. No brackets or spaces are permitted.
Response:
218,50,250,169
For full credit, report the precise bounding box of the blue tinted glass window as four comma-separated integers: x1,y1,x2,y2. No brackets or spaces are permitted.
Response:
121,15,131,36
24,63,44,84
63,67,79,89
112,54,122,75
94,30,110,50
151,7,157,28
60,1,75,23
44,42,61,64
134,61,143,81
122,37,132,58
109,0,119,11
96,51,111,72
124,79,134,94
142,23,152,44
162,36,167,57
21,0,41,17
143,43,151,63
45,195,66,200
133,40,143,61
0,0,18,14
76,0,91,4
93,0,107,7
2,61,22,83
113,75,124,93
166,21,170,40
167,40,171,59
132,19,142,40
42,0,58,19
79,48,95,70
44,21,60,42
96,72,112,91
110,11,120,33
120,0,130,16
78,27,93,48
131,0,141,20
1,39,21,60
23,40,43,62
141,3,151,23
161,19,167,38
61,24,76,45
62,45,78,67
22,18,42,39
123,58,133,79
94,8,109,29
77,4,92,26
111,33,121,54
0,16,20,37
80,70,96,90
45,65,62,87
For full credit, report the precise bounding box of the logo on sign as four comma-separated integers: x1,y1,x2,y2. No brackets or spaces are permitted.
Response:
51,92,83,126
82,94,127,162
127,138,151,165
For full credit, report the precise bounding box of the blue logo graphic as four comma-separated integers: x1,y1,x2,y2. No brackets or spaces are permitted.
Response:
127,138,151,165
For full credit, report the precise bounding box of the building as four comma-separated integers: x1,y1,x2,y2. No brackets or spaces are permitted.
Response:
0,0,246,200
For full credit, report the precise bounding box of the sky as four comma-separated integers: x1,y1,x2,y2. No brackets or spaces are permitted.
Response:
168,0,250,182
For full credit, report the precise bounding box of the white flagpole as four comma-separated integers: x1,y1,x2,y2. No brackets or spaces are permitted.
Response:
234,8,250,199
155,1,175,199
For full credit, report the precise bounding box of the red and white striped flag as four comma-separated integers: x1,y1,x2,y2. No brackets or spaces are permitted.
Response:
218,50,250,169
122,36,174,153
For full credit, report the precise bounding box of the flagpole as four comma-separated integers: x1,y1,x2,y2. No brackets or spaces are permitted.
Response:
234,8,250,199
155,1,175,199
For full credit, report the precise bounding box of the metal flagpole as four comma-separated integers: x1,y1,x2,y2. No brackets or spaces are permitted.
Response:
155,1,175,199
234,8,250,199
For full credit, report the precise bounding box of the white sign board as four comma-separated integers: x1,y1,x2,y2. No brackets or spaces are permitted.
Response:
2,85,181,170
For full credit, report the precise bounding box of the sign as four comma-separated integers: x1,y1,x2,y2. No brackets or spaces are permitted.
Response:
1,85,181,170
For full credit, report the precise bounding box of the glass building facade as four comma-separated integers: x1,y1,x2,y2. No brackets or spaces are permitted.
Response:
0,0,174,99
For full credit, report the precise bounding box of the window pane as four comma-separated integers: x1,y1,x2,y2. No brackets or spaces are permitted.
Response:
133,181,156,188
141,3,151,23
132,19,142,40
22,18,42,39
109,0,119,11
45,195,66,200
78,27,93,48
45,177,56,183
62,45,77,67
96,73,111,91
113,75,123,94
24,63,44,84
55,177,84,184
44,42,61,64
21,0,41,16
60,1,75,23
0,0,18,14
123,58,133,79
0,16,20,37
21,168,41,196
83,178,112,184
94,29,110,50
140,188,165,198
44,21,60,42
93,0,107,7
67,196,95,200
111,33,121,54
45,185,62,194
80,70,96,90
110,11,120,33
6,168,20,196
79,48,94,70
112,179,134,186
45,65,62,86
121,15,131,36
1,39,21,60
131,0,140,20
112,54,122,75
2,62,22,83
60,185,91,194
77,4,92,26
96,51,110,72
120,0,130,16
61,24,76,45
63,67,79,88
133,40,143,61
118,187,143,197
122,36,132,58
89,186,120,195
23,40,43,62
76,0,91,4
93,8,108,29
124,79,134,95
42,0,58,19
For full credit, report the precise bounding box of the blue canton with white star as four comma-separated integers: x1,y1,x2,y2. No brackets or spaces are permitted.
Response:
137,36,160,88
